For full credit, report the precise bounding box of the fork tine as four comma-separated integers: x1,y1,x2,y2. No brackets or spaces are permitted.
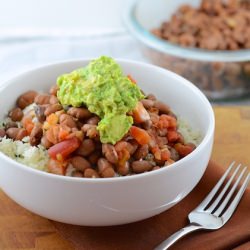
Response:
222,172,250,223
213,166,247,216
206,163,241,212
196,162,235,210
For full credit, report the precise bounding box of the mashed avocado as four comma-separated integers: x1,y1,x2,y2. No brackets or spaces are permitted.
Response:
57,56,144,144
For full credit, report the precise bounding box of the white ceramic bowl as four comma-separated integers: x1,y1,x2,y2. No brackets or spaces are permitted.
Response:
0,59,214,226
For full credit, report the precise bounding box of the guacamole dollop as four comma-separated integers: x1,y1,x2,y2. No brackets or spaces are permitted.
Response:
57,56,144,144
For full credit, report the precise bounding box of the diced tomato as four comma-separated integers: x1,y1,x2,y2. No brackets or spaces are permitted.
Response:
47,159,67,175
161,147,171,161
151,146,161,160
22,117,34,134
174,143,196,157
130,126,151,145
158,115,177,129
127,74,136,84
48,137,80,160
46,113,59,125
132,102,150,123
167,130,179,142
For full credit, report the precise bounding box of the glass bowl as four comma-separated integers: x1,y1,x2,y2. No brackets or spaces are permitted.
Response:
123,0,250,100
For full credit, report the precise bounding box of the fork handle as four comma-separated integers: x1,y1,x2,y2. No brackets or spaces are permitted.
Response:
154,223,203,250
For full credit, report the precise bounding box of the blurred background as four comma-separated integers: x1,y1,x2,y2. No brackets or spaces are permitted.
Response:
0,0,249,104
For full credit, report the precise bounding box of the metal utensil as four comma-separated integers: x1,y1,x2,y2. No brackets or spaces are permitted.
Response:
155,162,250,250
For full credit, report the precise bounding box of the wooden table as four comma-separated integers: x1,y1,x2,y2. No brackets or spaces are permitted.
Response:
0,106,249,249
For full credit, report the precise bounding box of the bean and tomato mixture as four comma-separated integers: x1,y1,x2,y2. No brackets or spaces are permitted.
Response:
0,86,196,178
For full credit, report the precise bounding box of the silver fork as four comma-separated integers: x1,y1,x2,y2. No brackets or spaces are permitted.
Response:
155,162,250,250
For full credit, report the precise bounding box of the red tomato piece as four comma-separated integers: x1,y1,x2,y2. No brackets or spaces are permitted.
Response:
48,137,80,160
167,130,180,142
130,126,151,145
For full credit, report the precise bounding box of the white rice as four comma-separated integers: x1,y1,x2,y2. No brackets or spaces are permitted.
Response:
0,136,49,171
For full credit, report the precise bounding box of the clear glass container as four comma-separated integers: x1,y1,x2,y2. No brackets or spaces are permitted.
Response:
124,0,250,100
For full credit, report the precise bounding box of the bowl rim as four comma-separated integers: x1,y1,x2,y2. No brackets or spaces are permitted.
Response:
0,58,215,183
123,0,250,62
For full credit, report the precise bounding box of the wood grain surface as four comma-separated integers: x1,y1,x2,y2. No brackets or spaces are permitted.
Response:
0,106,249,249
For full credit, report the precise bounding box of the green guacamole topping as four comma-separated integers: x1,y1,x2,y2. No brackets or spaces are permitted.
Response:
57,56,144,144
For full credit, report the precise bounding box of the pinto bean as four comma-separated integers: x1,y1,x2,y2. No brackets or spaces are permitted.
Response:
0,129,6,137
17,91,37,109
134,144,149,160
34,105,46,122
142,119,152,130
88,151,101,165
67,107,92,120
44,103,63,117
102,144,119,164
5,121,18,130
30,123,43,146
72,170,84,178
131,160,153,173
6,128,28,141
169,147,180,161
141,99,155,109
117,161,130,176
9,108,23,122
59,114,77,128
76,139,95,156
154,100,170,114
82,124,99,138
86,116,100,125
49,85,59,96
84,168,100,178
34,94,51,105
126,140,138,155
49,95,59,104
41,135,53,149
71,156,91,172
97,158,116,178
147,94,157,101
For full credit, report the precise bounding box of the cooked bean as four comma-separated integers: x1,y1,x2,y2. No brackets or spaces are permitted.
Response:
126,140,138,155
152,166,161,171
34,94,51,105
44,103,63,117
41,135,53,149
49,95,59,104
76,139,95,156
6,128,27,141
169,147,180,161
117,161,130,176
86,116,100,125
141,99,155,109
34,105,46,122
5,121,18,129
71,156,91,172
97,158,115,178
84,168,100,178
49,85,59,96
0,129,6,137
134,144,149,160
17,91,37,109
154,100,170,114
82,124,99,138
102,143,118,164
142,119,152,130
59,114,77,128
30,123,43,146
147,94,157,101
131,160,153,173
9,107,23,122
72,170,84,178
88,151,101,165
67,107,92,120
